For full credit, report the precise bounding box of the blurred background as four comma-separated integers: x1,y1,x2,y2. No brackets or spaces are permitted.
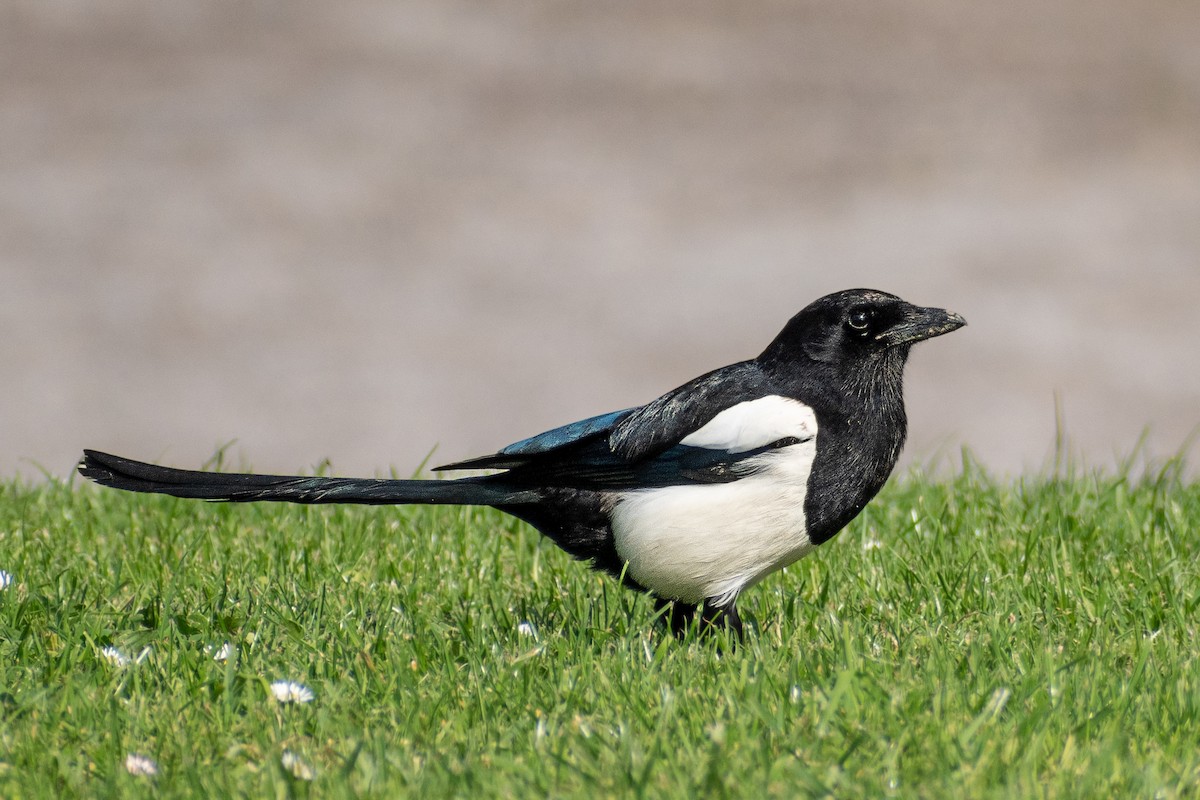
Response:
3,1,1198,481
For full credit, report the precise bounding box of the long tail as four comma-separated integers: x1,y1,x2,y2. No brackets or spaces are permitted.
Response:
78,450,537,506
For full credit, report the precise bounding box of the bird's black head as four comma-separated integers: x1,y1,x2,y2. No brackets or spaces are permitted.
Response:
758,289,966,397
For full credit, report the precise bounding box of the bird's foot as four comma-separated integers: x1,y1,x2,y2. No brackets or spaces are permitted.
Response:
654,596,743,645
700,598,743,644
654,597,697,639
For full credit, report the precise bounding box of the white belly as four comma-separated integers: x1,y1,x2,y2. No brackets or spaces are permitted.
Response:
609,440,817,605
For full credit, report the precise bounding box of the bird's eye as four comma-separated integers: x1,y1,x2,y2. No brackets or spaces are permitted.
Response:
848,309,872,331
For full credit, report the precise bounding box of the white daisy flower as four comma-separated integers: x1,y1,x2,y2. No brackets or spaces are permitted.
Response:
100,646,131,667
862,537,883,551
206,642,234,662
124,753,158,777
0,570,12,590
270,680,314,704
101,645,151,667
280,750,315,781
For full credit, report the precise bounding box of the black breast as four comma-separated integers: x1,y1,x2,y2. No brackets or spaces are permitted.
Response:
802,396,907,546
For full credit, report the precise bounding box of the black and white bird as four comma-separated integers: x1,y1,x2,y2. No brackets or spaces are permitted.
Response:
80,289,965,638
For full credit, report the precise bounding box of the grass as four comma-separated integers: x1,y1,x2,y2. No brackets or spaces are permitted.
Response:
1,457,1198,798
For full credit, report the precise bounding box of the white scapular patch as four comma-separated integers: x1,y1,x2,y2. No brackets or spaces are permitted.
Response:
611,398,819,605
680,395,817,453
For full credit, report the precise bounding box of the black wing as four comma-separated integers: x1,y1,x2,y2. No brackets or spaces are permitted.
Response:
607,361,773,461
434,360,783,491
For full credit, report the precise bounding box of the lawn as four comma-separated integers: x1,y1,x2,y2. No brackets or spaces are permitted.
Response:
0,457,1197,798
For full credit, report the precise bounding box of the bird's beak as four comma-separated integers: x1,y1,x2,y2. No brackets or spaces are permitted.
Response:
876,306,967,346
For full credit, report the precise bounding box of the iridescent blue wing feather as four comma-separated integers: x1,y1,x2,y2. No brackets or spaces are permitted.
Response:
500,409,633,457
434,408,634,471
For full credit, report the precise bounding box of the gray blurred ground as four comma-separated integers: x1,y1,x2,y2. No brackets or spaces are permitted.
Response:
3,1,1198,480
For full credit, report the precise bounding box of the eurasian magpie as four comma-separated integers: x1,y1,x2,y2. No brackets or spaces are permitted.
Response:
80,288,965,638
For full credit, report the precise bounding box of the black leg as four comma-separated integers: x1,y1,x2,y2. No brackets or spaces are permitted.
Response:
654,597,697,638
700,597,743,641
